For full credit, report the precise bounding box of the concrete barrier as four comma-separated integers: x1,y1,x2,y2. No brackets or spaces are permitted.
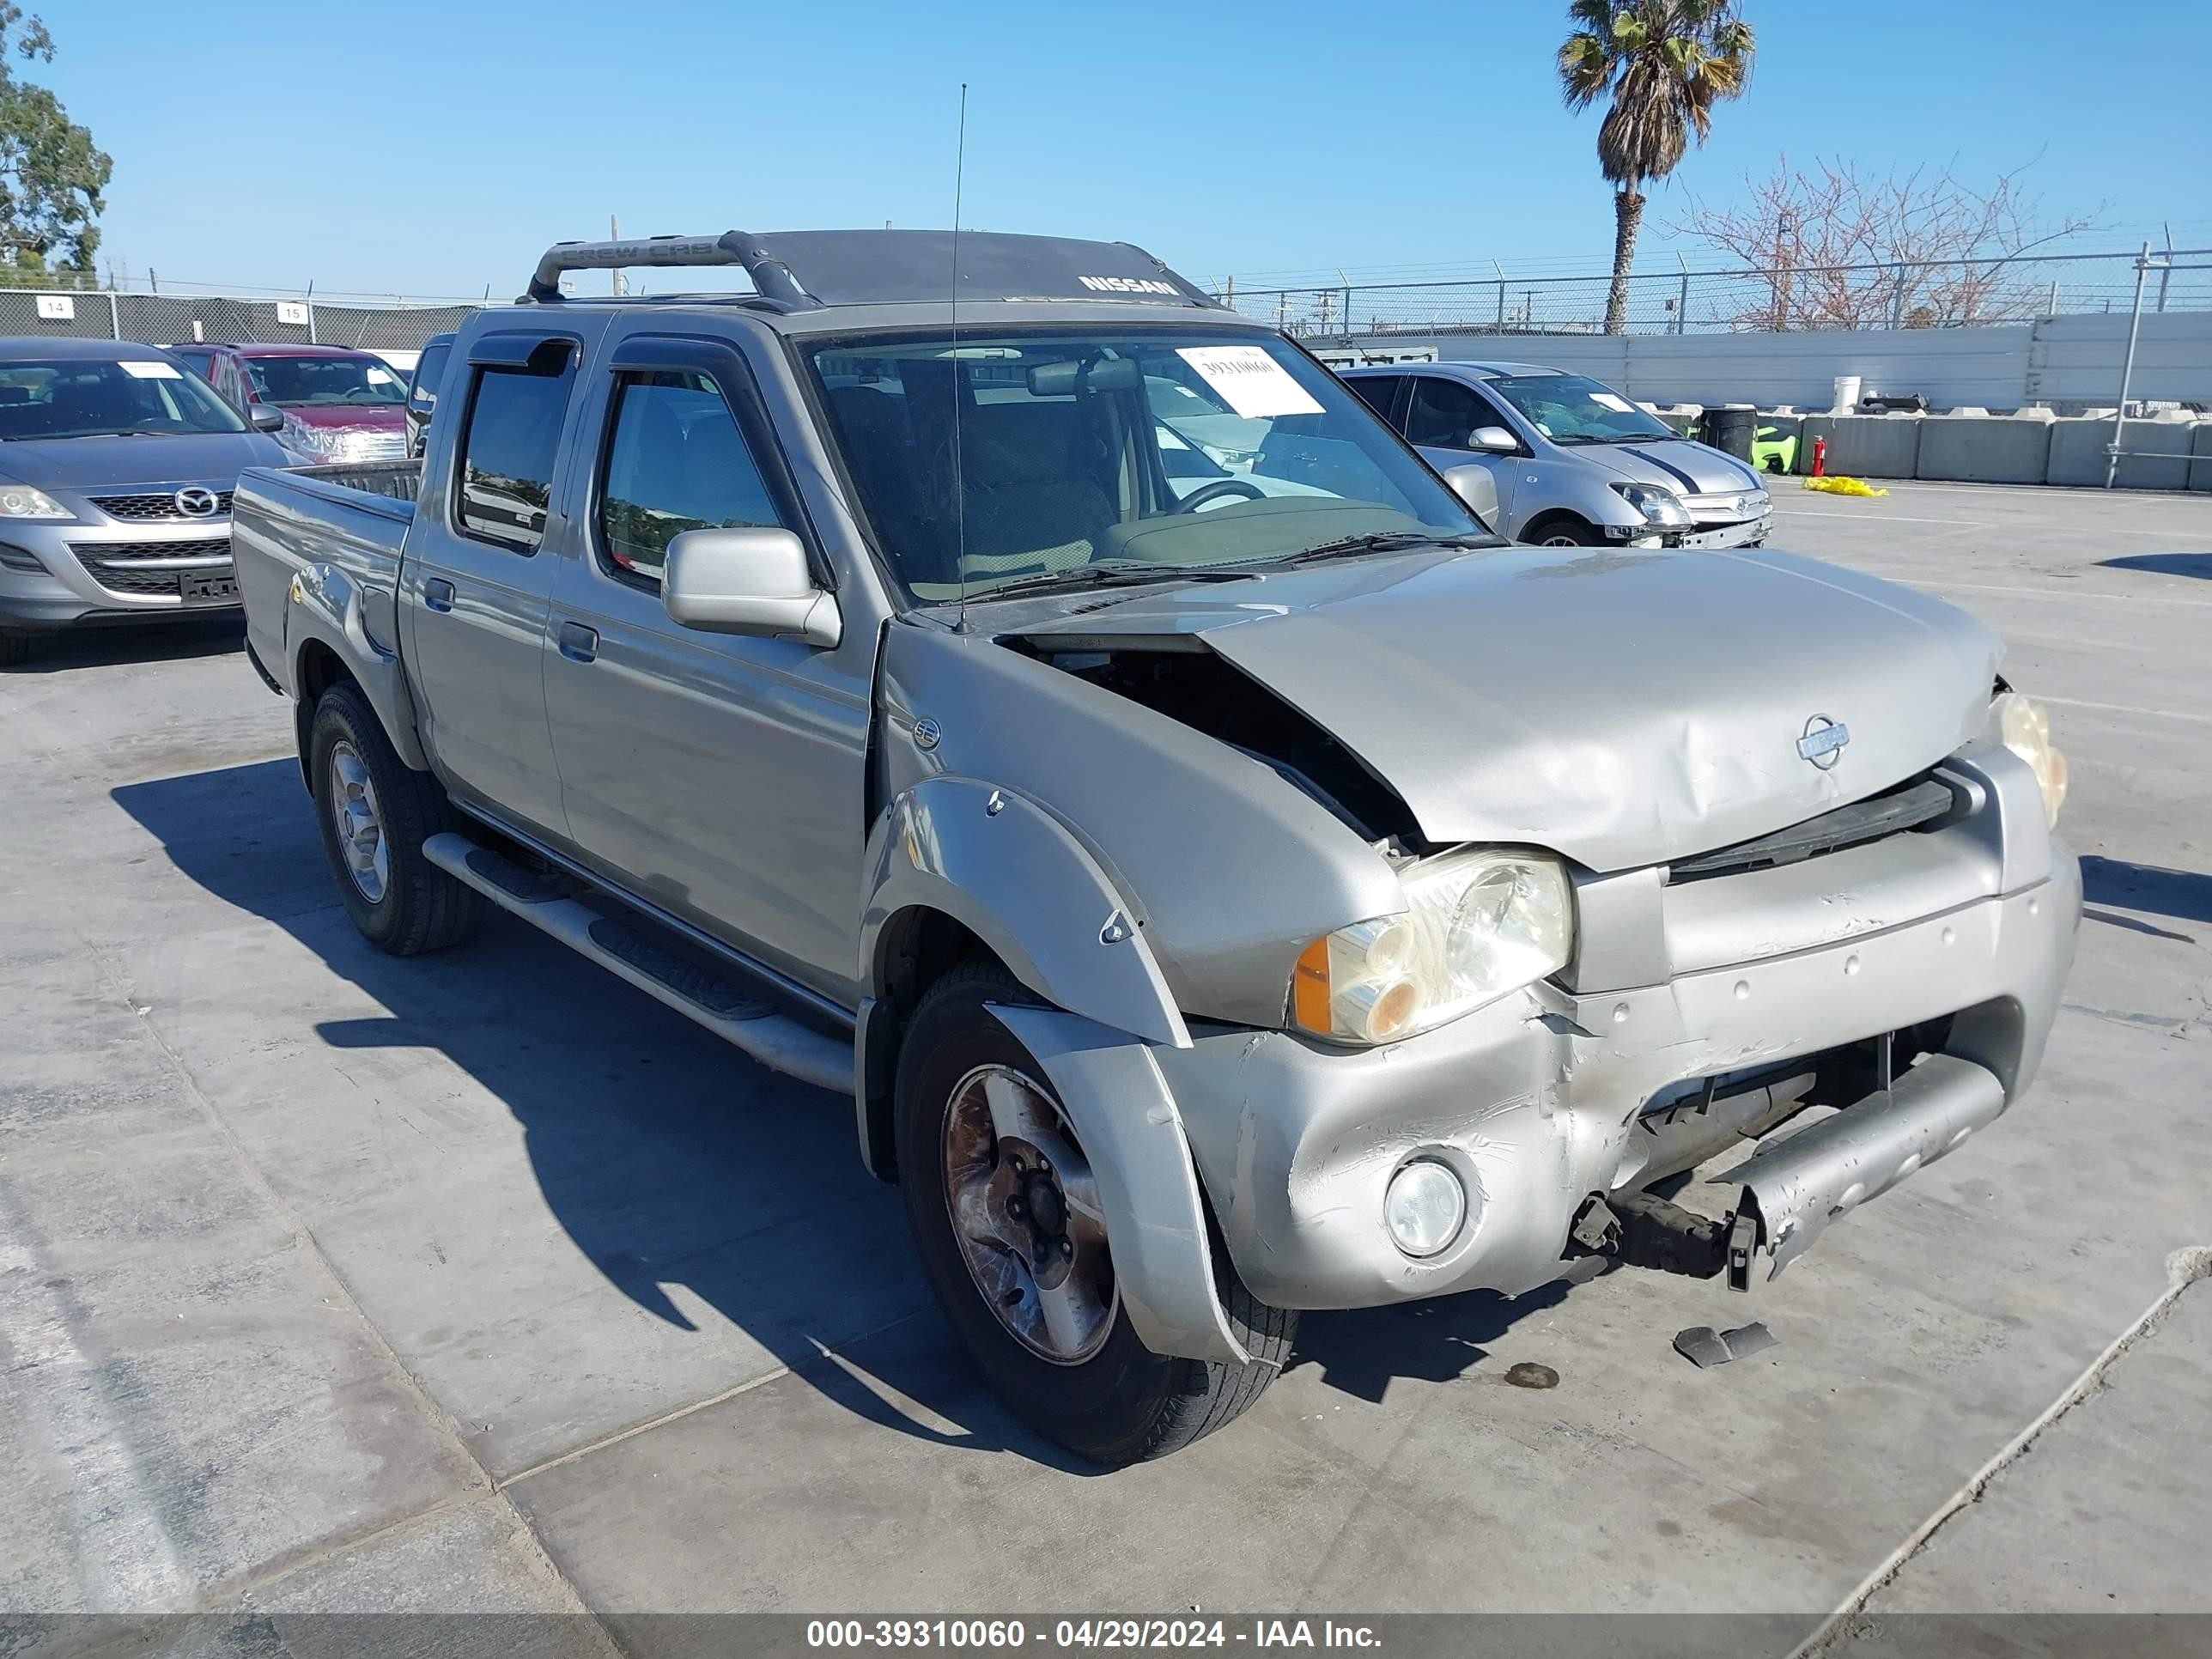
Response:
1916,414,2055,485
1797,414,1923,478
2192,420,2212,494
2045,416,2201,489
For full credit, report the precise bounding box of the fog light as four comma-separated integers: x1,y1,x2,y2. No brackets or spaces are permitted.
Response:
1383,1158,1467,1258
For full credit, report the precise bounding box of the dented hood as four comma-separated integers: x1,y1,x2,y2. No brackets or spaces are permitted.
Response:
1013,544,2001,873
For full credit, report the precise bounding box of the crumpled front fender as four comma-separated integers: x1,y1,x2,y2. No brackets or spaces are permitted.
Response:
860,775,1190,1051
987,1005,1248,1366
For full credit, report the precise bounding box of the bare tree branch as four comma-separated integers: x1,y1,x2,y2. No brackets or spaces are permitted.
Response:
1667,155,2105,330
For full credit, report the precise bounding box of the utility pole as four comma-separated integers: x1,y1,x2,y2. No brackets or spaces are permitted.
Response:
1769,207,1795,331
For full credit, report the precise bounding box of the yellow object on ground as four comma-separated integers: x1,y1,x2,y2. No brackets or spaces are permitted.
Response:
1803,475,1889,497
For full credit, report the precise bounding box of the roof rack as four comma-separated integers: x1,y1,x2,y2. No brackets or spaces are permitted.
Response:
524,228,1221,313
526,231,813,307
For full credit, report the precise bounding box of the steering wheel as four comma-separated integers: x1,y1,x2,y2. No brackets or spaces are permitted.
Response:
1171,477,1267,514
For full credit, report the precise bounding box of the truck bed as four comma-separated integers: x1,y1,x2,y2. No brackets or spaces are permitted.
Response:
232,459,421,708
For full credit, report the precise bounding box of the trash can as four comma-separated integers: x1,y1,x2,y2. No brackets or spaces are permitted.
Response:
1698,404,1757,460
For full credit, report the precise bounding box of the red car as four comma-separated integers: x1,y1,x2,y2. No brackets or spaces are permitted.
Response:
169,343,410,464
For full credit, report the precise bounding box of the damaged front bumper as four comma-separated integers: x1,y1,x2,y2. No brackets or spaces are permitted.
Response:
1152,816,2080,1313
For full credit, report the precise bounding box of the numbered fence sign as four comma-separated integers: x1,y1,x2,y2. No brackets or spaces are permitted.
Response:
276,300,310,326
36,295,75,320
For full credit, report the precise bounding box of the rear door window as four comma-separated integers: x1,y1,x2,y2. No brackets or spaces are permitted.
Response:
1347,374,1406,426
457,352,575,551
1405,377,1501,450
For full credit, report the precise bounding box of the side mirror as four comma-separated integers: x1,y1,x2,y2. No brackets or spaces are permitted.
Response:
663,526,841,648
1441,464,1500,527
1467,425,1517,454
247,405,286,433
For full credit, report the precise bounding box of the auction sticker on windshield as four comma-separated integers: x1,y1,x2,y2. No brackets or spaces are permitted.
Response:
1176,346,1323,419
119,360,182,380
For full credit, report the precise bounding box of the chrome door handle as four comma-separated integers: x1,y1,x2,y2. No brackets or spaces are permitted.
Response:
557,621,599,663
422,577,456,612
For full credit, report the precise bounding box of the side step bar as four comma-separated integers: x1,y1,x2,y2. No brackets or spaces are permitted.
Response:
422,832,854,1096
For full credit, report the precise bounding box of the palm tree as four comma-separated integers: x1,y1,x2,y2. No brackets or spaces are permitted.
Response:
1559,0,1756,334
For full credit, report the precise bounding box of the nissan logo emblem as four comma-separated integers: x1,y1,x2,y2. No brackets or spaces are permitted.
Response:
1797,714,1851,769
174,487,220,518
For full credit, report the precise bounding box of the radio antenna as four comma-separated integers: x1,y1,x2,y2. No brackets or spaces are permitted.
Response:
951,82,969,633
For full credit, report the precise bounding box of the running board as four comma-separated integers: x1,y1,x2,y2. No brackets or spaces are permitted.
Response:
422,832,854,1096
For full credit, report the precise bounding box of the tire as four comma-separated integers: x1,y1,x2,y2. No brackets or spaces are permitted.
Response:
0,629,29,668
895,958,1295,1466
307,679,483,955
1527,517,1605,548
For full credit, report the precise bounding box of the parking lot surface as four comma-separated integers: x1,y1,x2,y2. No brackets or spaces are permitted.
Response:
3,481,2208,1652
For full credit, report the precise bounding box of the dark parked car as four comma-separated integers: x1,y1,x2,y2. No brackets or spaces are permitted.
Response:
404,332,453,458
0,337,290,665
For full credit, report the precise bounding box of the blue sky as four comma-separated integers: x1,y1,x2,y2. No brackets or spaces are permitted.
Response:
36,0,2212,300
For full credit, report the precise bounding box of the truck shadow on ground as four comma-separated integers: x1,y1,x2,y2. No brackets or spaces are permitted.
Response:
2081,854,2212,927
1285,1279,1573,1404
4,617,243,674
112,757,1585,1467
112,757,1098,1472
2098,552,2212,581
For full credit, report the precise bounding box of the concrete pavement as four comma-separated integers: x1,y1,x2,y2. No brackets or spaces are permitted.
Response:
2,481,2207,1654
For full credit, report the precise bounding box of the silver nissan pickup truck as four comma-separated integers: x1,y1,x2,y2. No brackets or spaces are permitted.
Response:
232,228,2080,1468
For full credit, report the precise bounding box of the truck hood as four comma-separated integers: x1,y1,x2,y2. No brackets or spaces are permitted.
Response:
1576,436,1765,497
0,430,291,491
1010,543,2001,873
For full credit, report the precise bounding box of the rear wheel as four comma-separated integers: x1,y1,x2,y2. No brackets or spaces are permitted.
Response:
308,680,483,955
895,958,1295,1466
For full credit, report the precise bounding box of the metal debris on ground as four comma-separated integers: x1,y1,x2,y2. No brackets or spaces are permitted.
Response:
1674,1321,1778,1369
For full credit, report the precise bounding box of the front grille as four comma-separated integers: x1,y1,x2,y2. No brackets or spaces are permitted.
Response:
88,564,190,596
70,538,232,565
1668,774,1960,884
70,538,234,599
88,490,234,521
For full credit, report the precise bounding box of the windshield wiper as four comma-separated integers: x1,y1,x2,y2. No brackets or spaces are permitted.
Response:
969,562,1262,602
1273,530,1497,567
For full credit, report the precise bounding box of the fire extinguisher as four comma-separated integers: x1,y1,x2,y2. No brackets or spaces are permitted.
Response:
1811,436,1828,477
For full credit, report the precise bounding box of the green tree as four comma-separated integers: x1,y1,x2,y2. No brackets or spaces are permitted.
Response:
1558,0,1754,334
0,3,111,276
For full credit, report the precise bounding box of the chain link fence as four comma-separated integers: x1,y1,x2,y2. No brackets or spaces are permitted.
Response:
1218,248,2212,341
0,288,476,352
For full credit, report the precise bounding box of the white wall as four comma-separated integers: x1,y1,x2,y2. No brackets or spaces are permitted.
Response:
1346,312,2212,410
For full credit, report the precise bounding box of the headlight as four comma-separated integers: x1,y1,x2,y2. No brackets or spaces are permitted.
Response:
0,485,72,520
1609,482,1691,526
1995,690,2068,828
1291,848,1574,1045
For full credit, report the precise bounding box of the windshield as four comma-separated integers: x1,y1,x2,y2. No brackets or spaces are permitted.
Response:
246,354,408,408
0,357,249,441
1485,373,1673,445
811,329,1492,602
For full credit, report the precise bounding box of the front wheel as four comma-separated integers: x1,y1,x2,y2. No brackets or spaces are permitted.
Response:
1527,517,1606,548
895,959,1295,1466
